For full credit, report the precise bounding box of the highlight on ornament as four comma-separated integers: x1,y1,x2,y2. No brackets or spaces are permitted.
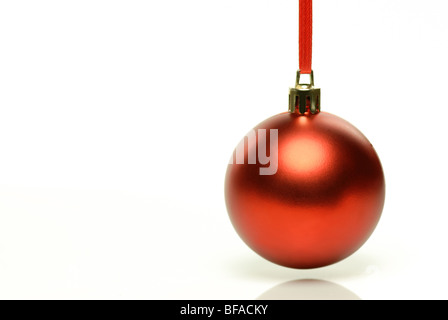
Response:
224,0,385,269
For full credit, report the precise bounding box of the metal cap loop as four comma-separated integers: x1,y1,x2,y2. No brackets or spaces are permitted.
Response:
289,70,321,114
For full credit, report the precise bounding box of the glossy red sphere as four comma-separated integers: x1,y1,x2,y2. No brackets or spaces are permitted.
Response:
225,112,385,269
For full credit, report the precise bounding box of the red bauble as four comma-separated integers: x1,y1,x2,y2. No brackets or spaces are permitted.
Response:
225,112,385,269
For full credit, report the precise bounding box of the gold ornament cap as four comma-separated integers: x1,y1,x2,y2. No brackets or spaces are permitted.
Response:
289,70,321,114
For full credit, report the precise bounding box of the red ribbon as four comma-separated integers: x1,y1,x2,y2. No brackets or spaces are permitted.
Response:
299,0,313,74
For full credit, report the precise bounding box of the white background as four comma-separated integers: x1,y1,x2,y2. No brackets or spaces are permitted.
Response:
0,0,447,300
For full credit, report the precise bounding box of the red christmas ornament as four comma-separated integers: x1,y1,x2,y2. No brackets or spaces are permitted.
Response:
224,0,385,269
